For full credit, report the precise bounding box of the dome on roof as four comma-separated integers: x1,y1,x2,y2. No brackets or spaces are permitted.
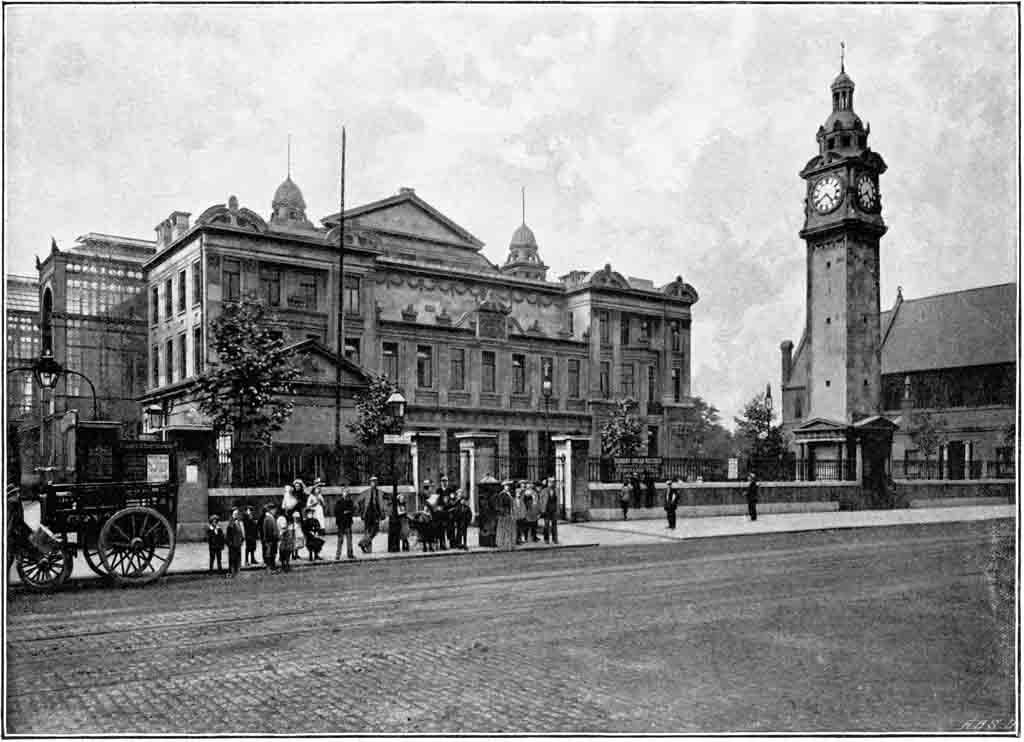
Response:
510,223,537,248
831,70,855,90
272,176,306,211
824,109,864,132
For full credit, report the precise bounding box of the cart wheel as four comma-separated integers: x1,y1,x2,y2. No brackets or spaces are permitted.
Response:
81,537,109,579
16,546,71,591
98,507,176,586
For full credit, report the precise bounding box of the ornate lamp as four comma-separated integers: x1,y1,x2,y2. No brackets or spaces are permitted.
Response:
386,390,407,422
33,349,63,390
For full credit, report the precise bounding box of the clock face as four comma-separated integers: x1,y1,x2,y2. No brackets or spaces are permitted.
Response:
857,175,879,211
812,175,843,213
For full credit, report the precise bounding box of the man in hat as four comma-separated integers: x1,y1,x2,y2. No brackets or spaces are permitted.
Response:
359,476,384,554
334,487,356,560
746,472,759,521
260,503,280,571
540,478,559,544
438,475,459,549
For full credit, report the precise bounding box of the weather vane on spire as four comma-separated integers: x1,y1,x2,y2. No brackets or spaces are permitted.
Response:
287,134,292,178
841,41,846,73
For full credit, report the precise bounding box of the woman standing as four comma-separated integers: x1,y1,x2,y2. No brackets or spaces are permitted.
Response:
495,481,516,551
619,478,632,521
305,479,327,533
290,511,305,560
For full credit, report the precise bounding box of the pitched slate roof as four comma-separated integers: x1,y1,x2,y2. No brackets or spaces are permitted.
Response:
879,282,1016,374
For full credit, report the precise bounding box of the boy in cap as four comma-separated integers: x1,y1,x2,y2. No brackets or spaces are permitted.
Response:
206,515,225,574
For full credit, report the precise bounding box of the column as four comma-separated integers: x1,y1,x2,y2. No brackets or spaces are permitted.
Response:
553,437,573,518
855,440,863,482
409,438,420,494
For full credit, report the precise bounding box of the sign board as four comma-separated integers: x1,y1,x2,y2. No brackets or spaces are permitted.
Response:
612,457,662,476
185,463,199,483
727,458,739,480
383,433,413,445
146,454,171,483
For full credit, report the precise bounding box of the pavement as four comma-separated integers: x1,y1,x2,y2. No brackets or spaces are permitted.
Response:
8,503,1015,585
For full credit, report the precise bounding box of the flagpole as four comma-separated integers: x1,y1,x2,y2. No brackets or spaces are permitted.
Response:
334,127,346,456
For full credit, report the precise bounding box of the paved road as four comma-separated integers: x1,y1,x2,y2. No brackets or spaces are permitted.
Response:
5,520,1015,734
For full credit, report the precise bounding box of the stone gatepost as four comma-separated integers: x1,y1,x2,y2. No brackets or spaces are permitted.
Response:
455,432,498,517
552,434,591,521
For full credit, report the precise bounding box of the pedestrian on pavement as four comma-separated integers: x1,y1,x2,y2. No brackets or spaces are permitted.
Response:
664,478,680,530
359,477,384,554
439,475,459,548
281,484,298,520
396,494,411,552
225,508,245,577
242,505,259,565
290,511,305,560
334,487,356,560
522,492,541,543
512,485,527,545
419,478,433,515
303,506,324,560
387,488,403,553
261,504,279,571
291,479,307,518
620,478,632,521
495,480,516,551
278,513,295,573
206,515,225,574
540,478,559,544
746,473,759,521
306,479,327,533
644,470,656,509
452,490,472,550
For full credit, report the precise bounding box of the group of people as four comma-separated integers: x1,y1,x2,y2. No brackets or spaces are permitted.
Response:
493,478,560,549
618,472,760,529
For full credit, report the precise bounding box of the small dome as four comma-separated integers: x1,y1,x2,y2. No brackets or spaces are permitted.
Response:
831,70,855,90
824,109,864,132
272,176,306,211
510,223,537,248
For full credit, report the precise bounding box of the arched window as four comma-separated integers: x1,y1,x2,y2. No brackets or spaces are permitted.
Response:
41,287,53,353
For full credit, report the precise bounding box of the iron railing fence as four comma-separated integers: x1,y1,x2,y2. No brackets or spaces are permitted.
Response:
209,444,412,488
892,458,1016,481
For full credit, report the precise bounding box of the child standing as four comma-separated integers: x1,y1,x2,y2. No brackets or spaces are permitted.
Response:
277,511,294,573
207,515,225,574
225,508,245,577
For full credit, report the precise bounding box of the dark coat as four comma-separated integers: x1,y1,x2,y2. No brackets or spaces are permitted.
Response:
664,485,679,511
260,512,279,543
746,480,759,504
242,514,259,544
207,525,225,551
225,519,245,549
334,496,355,529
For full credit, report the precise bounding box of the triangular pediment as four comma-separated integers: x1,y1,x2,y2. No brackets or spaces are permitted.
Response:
794,417,847,433
284,339,372,387
325,192,484,250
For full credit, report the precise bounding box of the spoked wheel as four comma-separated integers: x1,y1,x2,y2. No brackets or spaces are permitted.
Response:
16,546,73,592
81,535,109,579
98,507,176,586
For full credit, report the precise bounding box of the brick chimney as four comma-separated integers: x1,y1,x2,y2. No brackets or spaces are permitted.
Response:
780,340,794,384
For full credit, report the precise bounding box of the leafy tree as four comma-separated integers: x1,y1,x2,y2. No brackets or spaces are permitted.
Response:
347,374,404,448
678,396,735,458
195,299,300,446
600,398,645,457
909,410,944,463
734,392,785,459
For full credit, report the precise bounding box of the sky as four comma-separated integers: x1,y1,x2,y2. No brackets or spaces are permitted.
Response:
4,4,1019,425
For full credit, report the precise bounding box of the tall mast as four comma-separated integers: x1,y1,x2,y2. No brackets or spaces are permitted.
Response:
334,128,347,453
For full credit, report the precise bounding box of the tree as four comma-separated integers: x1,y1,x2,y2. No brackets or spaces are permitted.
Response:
600,398,645,457
346,374,404,448
194,299,300,446
734,392,785,459
677,396,735,458
909,410,944,464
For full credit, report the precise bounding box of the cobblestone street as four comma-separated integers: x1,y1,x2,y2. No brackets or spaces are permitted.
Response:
5,520,1015,734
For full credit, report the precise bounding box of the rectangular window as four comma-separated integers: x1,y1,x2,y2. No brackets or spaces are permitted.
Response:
344,337,360,365
166,338,175,383
177,269,186,313
672,367,681,402
671,321,681,352
152,345,160,388
382,342,398,379
151,287,159,325
568,311,574,336
621,363,635,398
223,259,241,302
192,261,202,306
598,310,610,345
600,361,610,399
299,275,317,309
344,274,360,315
620,314,630,346
178,333,187,380
260,266,281,307
482,351,496,393
639,317,650,341
450,348,465,391
416,345,433,388
163,278,172,319
193,326,203,376
568,359,580,398
647,365,657,402
512,353,526,394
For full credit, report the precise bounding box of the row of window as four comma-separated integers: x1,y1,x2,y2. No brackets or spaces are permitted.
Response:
594,311,685,351
152,327,203,387
66,262,143,280
377,342,684,402
152,262,202,324
68,277,142,317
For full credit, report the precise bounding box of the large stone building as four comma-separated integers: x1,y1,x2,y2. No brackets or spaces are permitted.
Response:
138,176,698,506
780,64,1016,482
6,274,40,425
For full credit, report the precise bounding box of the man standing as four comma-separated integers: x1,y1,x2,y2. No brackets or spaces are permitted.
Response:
746,472,759,521
334,487,356,560
359,477,384,554
439,475,458,549
664,478,680,530
540,478,559,544
242,505,259,566
260,504,279,572
225,507,245,577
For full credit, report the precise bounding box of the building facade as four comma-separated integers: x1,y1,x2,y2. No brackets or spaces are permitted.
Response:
6,274,40,424
780,65,1016,481
139,177,699,496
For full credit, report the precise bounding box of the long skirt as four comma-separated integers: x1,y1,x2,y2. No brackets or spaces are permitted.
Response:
495,515,516,551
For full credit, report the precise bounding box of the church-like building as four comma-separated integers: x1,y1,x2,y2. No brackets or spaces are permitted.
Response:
780,64,1016,484
136,172,698,527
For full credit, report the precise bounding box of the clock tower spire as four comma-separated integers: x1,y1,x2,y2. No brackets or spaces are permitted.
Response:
798,58,888,425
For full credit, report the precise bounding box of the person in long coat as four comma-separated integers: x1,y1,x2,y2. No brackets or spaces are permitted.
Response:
359,477,384,554
225,508,245,577
664,478,680,530
746,473,759,521
619,479,632,521
260,504,279,571
305,480,327,534
495,481,516,551
242,505,260,566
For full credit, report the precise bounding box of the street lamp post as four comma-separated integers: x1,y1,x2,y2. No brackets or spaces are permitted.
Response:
385,390,407,532
541,360,553,481
6,349,98,419
145,403,168,442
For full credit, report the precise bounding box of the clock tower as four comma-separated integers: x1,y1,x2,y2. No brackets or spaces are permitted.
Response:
799,60,887,425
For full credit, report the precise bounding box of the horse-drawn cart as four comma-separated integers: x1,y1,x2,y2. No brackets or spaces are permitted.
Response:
11,437,178,591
